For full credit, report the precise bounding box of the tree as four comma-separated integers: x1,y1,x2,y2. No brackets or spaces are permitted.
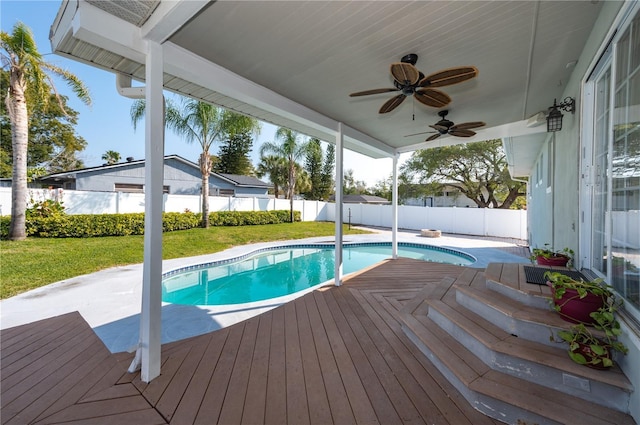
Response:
1,90,87,176
1,69,87,176
214,131,254,175
401,139,526,209
1,22,91,240
256,154,287,198
320,143,335,198
131,98,259,227
259,128,311,222
343,169,368,195
101,150,121,165
302,139,334,200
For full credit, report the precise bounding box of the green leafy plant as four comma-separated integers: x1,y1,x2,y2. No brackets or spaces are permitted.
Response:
530,244,574,267
556,299,628,368
544,271,611,305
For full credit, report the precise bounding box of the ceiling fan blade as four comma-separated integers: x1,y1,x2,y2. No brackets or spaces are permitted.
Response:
419,66,478,88
404,130,435,137
451,121,486,130
449,129,476,137
429,124,448,131
350,88,399,97
390,62,420,85
379,94,406,113
414,88,451,108
426,133,442,141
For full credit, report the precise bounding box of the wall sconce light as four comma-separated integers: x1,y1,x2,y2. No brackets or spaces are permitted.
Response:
547,97,575,132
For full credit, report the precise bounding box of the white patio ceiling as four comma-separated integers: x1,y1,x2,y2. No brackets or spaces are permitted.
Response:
51,0,605,174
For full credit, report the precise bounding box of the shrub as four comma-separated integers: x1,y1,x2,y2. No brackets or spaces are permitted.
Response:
0,210,300,239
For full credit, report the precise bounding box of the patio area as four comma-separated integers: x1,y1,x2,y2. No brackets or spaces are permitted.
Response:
3,237,635,424
3,259,501,424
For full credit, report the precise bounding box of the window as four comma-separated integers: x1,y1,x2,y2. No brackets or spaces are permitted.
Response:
114,183,170,194
115,183,143,193
609,10,640,312
219,189,235,196
585,6,640,317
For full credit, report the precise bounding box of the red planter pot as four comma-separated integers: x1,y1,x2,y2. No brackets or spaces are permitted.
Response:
536,254,570,267
548,285,605,324
571,341,612,370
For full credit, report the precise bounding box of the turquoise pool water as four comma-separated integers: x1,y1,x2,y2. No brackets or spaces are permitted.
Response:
162,242,475,306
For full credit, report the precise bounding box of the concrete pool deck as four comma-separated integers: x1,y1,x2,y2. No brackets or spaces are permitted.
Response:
0,227,530,353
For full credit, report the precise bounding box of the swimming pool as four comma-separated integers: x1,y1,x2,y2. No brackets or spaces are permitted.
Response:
162,242,475,306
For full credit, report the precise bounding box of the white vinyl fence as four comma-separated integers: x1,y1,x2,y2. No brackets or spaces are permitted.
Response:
0,187,528,239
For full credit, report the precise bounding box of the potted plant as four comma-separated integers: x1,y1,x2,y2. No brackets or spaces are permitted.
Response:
557,301,628,369
530,244,574,267
545,271,611,324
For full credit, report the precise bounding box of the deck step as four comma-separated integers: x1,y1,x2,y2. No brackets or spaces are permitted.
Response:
484,263,551,309
455,284,575,347
400,308,635,425
399,270,635,424
426,297,632,411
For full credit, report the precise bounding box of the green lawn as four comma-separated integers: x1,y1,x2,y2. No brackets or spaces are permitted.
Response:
0,222,370,299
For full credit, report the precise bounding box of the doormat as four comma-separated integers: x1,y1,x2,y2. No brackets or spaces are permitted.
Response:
523,266,587,285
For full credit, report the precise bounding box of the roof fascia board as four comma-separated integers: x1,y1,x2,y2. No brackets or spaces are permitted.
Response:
396,119,547,153
69,1,147,63
163,42,395,158
140,0,209,43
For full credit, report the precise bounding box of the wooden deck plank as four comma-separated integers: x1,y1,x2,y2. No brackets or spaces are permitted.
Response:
218,315,260,425
154,337,210,421
353,285,495,425
34,395,155,424
1,314,85,369
284,299,311,425
303,290,356,425
2,325,104,412
193,323,245,425
323,288,404,424
312,291,379,424
264,305,287,425
170,328,230,424
37,408,167,425
241,312,272,425
499,263,520,288
295,296,333,425
1,319,91,389
334,288,424,424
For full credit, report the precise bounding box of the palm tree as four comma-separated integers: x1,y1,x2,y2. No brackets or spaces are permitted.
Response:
131,97,259,227
256,154,287,198
259,128,311,222
1,22,91,240
101,150,121,165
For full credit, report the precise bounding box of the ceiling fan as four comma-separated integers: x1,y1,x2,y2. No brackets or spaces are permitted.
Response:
349,53,478,114
405,110,486,141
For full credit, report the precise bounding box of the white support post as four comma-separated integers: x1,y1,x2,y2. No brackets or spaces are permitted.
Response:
140,40,164,382
334,123,344,286
392,153,399,259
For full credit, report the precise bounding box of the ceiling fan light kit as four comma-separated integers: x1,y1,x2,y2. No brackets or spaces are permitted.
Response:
349,53,478,114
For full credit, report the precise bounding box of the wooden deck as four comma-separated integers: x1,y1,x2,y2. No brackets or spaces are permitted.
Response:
1,259,506,424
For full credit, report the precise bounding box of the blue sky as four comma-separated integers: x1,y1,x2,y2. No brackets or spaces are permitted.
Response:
1,0,395,185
